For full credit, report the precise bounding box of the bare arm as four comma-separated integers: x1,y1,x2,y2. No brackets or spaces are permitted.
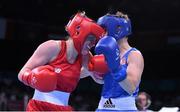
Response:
18,40,60,81
80,66,104,84
119,51,144,95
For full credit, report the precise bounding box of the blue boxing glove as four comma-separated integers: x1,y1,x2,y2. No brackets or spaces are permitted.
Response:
95,36,127,82
112,65,127,82
95,36,120,71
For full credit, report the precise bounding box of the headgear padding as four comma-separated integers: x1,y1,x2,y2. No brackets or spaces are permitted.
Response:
97,14,131,41
66,12,105,53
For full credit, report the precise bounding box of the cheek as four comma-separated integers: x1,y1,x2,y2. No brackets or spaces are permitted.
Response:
81,43,90,55
82,42,89,49
142,100,147,105
88,41,96,48
82,40,95,52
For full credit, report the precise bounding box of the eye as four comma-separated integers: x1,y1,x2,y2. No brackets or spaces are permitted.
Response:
117,25,121,30
116,25,121,33
75,26,80,35
76,26,80,30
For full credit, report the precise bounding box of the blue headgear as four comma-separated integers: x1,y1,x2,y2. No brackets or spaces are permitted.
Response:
97,14,132,40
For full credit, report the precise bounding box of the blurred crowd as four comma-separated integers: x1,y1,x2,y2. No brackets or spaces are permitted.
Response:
0,75,31,110
0,73,180,111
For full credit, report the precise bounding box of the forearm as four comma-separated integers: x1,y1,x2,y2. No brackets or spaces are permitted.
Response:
18,66,34,86
80,67,104,84
119,65,143,95
90,73,104,84
18,66,32,82
19,65,57,92
110,67,136,95
119,77,137,95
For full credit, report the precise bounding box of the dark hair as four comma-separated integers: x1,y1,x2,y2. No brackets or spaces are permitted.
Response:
115,11,129,20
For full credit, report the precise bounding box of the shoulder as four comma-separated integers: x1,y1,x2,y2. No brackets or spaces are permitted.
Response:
39,40,61,50
128,49,144,63
35,40,61,57
129,49,143,58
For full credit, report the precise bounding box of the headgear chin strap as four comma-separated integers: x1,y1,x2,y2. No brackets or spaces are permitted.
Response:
97,14,132,41
66,12,105,54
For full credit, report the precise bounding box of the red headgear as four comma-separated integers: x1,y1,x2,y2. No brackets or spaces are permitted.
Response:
66,12,105,53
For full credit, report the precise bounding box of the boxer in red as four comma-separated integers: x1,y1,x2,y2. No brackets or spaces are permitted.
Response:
18,11,105,111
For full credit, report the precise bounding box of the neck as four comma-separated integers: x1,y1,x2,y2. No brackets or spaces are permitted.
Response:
66,38,78,63
118,38,131,57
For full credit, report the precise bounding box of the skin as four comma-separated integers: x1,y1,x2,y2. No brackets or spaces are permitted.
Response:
80,65,104,84
18,38,95,82
118,37,144,95
18,40,60,81
82,37,144,95
137,93,148,110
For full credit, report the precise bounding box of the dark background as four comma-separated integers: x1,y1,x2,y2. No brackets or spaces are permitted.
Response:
0,0,180,111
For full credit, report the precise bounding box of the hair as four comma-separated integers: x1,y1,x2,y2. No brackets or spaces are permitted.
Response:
136,92,152,110
107,10,131,41
138,92,151,101
115,11,129,20
116,11,130,40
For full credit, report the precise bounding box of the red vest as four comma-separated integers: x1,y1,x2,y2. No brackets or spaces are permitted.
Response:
49,41,82,93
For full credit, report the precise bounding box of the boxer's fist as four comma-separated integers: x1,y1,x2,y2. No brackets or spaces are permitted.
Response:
21,65,57,92
111,65,127,82
88,54,108,75
95,36,120,72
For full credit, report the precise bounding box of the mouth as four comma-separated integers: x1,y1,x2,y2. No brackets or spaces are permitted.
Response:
87,42,95,49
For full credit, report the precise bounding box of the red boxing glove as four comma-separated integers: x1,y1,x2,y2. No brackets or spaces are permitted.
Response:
20,65,57,92
88,54,108,75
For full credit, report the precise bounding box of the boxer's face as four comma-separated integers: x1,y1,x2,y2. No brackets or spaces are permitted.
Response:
81,36,96,55
138,94,147,108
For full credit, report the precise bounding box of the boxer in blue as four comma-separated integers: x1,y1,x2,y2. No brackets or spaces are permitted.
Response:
85,11,144,111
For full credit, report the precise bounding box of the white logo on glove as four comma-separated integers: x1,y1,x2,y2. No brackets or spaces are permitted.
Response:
31,76,37,85
54,68,61,73
116,49,120,60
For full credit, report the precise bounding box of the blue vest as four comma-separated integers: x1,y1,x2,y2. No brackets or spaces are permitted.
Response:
102,48,140,98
